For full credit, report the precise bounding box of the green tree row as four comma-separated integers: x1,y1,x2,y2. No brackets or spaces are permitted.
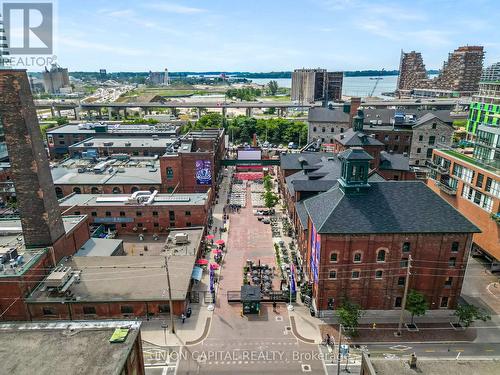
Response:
225,87,262,101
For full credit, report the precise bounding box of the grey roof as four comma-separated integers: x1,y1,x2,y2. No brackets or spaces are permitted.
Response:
379,151,410,171
295,201,309,229
69,137,176,149
335,129,384,147
308,107,350,123
363,109,453,126
0,321,141,375
304,181,480,234
59,193,208,207
280,152,333,170
52,167,161,185
75,238,123,257
414,113,444,127
338,148,374,161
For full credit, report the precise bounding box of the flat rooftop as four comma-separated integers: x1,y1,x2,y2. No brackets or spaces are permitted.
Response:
47,122,179,135
28,227,204,302
0,321,141,375
69,136,177,149
75,238,123,257
52,167,161,185
59,192,208,207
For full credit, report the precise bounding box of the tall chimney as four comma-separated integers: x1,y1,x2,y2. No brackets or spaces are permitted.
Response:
350,97,361,118
0,69,65,248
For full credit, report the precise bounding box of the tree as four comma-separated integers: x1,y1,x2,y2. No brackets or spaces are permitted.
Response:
337,299,363,336
263,175,273,191
454,304,491,328
267,80,279,96
196,113,224,129
263,191,278,209
405,290,428,325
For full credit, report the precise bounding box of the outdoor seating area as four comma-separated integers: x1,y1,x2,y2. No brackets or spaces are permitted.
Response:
228,181,246,208
250,181,265,207
243,259,276,296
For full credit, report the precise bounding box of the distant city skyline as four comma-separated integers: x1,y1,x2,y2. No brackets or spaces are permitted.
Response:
38,0,500,71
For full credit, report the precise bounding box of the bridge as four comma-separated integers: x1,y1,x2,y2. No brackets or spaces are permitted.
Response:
34,97,469,119
221,159,280,166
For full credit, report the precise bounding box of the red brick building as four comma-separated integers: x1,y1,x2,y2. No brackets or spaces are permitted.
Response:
301,148,479,315
59,192,210,234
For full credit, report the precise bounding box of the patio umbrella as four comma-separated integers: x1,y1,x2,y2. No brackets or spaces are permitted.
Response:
206,235,215,240
210,263,220,270
215,239,225,245
196,259,209,265
212,249,222,254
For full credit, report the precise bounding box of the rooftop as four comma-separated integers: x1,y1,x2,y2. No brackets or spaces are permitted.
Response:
308,107,350,123
280,152,334,170
379,151,411,171
75,238,124,257
304,181,480,234
335,129,384,147
69,136,177,150
0,321,141,375
28,227,203,302
438,149,499,175
47,122,179,135
59,192,209,207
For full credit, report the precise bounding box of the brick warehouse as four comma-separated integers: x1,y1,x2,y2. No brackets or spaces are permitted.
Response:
301,148,479,315
58,191,210,234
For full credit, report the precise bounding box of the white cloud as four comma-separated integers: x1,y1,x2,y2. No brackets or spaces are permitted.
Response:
57,36,145,57
142,2,207,14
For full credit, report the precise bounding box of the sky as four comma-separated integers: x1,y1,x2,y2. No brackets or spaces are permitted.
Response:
43,0,500,71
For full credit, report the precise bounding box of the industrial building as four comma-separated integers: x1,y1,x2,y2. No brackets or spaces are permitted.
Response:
291,68,343,103
42,63,71,94
0,321,145,375
59,191,210,234
46,122,180,158
397,46,485,97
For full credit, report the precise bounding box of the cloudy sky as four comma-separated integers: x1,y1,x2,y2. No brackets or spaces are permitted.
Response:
47,0,500,71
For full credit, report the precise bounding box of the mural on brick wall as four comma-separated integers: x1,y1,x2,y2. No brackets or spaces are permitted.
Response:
195,160,212,185
310,224,320,284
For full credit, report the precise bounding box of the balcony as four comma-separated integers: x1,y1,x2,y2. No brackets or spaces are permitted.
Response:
435,181,457,196
425,160,450,175
492,213,500,225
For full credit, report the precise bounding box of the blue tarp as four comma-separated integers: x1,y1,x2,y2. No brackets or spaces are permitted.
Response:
191,266,203,281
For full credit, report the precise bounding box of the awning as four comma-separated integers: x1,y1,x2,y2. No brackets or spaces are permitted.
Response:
191,266,203,281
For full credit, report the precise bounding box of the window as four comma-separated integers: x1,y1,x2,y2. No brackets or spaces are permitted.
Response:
426,148,433,158
340,128,344,133
169,221,176,227
121,305,134,314
185,211,191,216
351,270,360,279
375,270,383,279
322,127,325,133
329,270,337,279
159,304,170,313
83,306,96,315
402,242,410,252
186,222,192,227
73,187,81,194
331,128,334,133
394,297,402,308
136,211,142,217
398,276,405,286
462,185,494,212
42,307,55,316
418,135,423,141
58,140,65,145
377,249,386,262
485,177,500,198
91,211,97,217
137,223,143,228
105,211,111,217
153,211,158,216
167,187,174,193
445,277,453,286
416,148,421,154
169,211,175,221
432,123,437,129
440,296,449,308
449,257,456,267
451,242,459,252
440,135,446,143
166,167,174,180
395,135,400,141
353,252,362,263
400,258,408,268
112,187,121,194
313,127,317,132
121,223,127,228
327,298,335,310
154,222,159,227
476,173,484,188
120,211,125,217
330,252,338,263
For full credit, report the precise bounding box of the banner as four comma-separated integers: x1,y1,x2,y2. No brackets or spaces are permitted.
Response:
310,224,320,284
195,160,212,185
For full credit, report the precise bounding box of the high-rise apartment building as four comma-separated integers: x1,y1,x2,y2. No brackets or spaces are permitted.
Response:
291,68,343,104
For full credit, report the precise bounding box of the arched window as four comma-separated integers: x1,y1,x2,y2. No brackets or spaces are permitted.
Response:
149,187,156,193
55,187,63,199
73,187,81,194
377,249,386,262
112,187,121,194
91,187,100,194
353,252,362,263
166,167,174,180
131,186,139,194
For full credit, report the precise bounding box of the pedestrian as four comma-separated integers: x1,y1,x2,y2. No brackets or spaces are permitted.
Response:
272,301,277,312
181,313,186,324
325,333,331,346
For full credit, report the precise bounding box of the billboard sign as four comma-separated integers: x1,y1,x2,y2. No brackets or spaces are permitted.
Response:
195,160,212,185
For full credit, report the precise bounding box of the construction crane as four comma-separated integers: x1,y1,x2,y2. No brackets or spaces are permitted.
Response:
368,68,385,97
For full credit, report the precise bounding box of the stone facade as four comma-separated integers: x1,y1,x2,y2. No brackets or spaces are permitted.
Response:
409,116,454,166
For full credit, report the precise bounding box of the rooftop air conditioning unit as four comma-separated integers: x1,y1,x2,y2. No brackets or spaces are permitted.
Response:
125,142,132,146
83,142,93,146
174,233,189,245
103,142,114,147
45,266,73,288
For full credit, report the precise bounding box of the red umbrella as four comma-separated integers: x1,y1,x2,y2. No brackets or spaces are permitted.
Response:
210,263,220,270
212,249,222,254
196,259,209,265
206,235,215,240
215,239,225,245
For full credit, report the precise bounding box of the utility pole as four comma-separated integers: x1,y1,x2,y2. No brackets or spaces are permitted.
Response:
164,256,176,334
337,323,342,375
397,254,412,336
